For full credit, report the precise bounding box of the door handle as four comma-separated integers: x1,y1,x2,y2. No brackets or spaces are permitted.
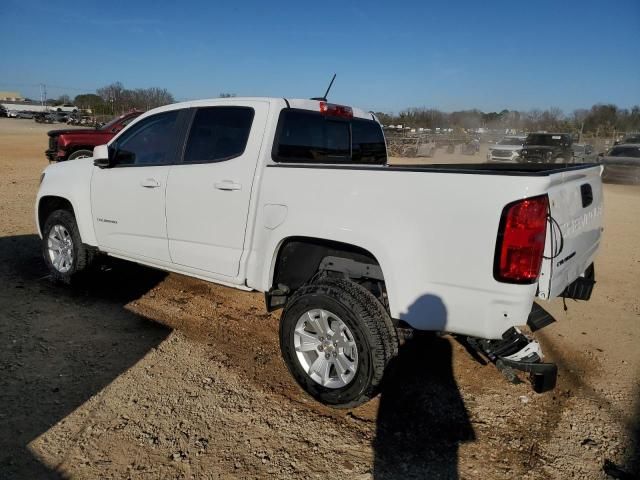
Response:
214,180,241,191
140,178,160,188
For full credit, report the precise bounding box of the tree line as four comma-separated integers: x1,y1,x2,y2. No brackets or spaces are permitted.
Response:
49,83,639,135
376,104,640,135
63,82,176,115
53,83,237,115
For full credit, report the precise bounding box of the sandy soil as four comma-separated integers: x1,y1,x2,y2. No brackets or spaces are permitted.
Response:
0,118,638,479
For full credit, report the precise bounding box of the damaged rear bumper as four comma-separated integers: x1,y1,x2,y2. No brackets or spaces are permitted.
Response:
467,326,557,393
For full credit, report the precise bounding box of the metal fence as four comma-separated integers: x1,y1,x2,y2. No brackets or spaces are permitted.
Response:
386,130,630,158
385,131,479,157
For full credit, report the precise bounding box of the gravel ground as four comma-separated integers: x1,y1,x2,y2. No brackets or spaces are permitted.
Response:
0,118,638,479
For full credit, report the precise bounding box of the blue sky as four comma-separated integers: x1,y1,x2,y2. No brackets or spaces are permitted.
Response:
1,0,638,113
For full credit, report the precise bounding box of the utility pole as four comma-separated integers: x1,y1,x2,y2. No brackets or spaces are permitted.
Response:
578,121,584,144
39,83,47,108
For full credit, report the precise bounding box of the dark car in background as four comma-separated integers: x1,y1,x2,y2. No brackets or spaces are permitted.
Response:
598,144,640,183
46,110,143,161
614,133,640,145
520,133,573,163
44,112,69,123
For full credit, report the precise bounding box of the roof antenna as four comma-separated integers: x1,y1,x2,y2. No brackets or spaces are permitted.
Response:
311,74,336,101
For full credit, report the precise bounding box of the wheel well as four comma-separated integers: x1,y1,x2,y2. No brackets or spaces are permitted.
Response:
267,237,386,311
38,196,74,233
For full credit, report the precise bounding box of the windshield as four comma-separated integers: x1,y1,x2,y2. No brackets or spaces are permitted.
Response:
497,137,524,146
525,134,564,146
609,146,640,158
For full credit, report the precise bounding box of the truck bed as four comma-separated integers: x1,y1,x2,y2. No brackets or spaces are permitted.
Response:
258,160,602,338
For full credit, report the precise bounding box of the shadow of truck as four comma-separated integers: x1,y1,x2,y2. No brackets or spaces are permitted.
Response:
0,234,170,479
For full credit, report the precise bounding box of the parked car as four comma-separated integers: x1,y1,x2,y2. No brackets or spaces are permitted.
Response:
43,112,69,123
15,111,35,119
598,144,640,183
571,143,596,163
614,133,640,145
487,136,526,162
36,97,603,407
45,110,143,161
520,133,573,163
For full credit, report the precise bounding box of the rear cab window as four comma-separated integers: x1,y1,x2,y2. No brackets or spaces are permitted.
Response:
272,109,387,164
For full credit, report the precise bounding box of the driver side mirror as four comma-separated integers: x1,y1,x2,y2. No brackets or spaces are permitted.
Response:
93,144,112,168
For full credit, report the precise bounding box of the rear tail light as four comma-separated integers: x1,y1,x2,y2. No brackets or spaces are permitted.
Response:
319,101,353,119
494,195,549,283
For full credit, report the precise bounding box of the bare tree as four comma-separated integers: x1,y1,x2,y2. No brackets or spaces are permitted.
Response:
378,103,639,135
95,82,175,114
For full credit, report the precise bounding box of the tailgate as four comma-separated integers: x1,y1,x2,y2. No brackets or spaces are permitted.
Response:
537,166,604,299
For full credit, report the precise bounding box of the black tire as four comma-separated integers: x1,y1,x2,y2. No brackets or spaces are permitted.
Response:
279,277,398,408
68,149,93,160
42,209,94,284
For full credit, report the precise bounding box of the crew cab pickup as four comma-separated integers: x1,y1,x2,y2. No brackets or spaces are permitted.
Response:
35,97,604,407
45,110,142,162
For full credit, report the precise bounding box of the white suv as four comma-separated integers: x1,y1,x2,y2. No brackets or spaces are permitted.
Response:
487,136,527,162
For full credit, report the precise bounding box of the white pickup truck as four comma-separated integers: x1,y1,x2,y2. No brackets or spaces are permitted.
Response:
36,97,604,407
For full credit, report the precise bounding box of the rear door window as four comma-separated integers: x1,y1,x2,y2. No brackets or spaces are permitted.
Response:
273,109,386,164
184,107,254,163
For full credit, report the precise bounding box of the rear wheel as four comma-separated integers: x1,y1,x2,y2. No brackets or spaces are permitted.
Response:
279,277,398,408
68,149,93,160
42,209,94,284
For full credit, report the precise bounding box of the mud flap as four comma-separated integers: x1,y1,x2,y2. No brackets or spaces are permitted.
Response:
561,263,596,301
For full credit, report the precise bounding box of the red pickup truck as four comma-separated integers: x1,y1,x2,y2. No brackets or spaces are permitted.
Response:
45,111,142,162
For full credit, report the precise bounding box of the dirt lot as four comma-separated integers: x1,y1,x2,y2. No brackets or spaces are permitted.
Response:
1,117,638,479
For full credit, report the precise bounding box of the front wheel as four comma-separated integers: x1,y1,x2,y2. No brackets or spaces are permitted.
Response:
68,149,94,160
279,277,398,408
42,209,94,284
